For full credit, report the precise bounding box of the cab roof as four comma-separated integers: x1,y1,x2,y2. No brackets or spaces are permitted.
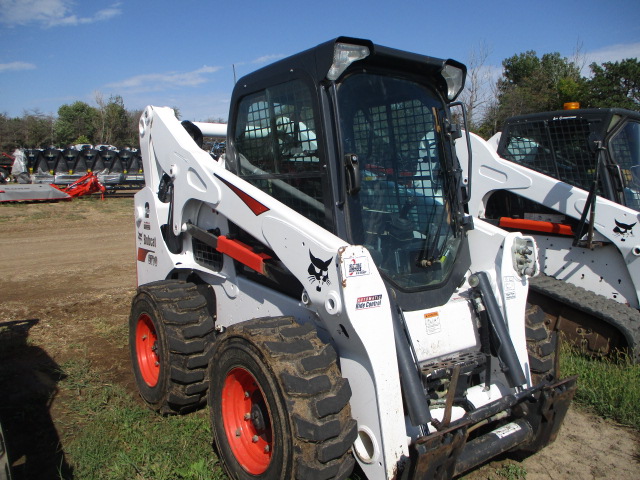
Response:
232,36,466,103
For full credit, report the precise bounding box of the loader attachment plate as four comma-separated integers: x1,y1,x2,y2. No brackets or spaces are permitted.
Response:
407,421,469,480
514,375,577,455
404,375,577,479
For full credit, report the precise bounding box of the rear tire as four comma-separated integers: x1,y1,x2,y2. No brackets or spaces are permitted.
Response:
129,280,215,414
208,316,356,480
526,304,557,384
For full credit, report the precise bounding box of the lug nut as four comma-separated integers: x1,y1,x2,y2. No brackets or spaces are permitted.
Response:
252,435,259,443
235,429,241,437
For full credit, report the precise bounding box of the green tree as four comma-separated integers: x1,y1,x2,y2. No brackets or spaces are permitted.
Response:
94,94,130,146
583,58,640,109
55,101,98,146
22,110,55,148
499,52,582,113
124,109,143,148
74,134,91,145
501,50,541,86
0,113,21,151
479,51,583,137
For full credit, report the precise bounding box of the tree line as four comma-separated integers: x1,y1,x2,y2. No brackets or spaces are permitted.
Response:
462,51,639,138
1,53,638,153
0,94,144,153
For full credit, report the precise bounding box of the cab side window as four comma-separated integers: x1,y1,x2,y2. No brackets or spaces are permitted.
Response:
611,121,640,211
233,80,330,229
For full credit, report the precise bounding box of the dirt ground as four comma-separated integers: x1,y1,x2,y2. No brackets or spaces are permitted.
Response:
0,198,638,479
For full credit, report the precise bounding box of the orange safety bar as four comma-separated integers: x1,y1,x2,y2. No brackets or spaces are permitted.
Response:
498,217,574,236
216,236,272,274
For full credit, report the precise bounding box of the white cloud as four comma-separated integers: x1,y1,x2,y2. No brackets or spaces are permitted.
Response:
584,42,640,67
0,61,36,72
106,66,223,93
232,54,285,69
0,0,122,27
252,54,285,64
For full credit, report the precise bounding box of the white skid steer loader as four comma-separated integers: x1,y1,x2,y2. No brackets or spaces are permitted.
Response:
459,107,640,362
130,37,576,480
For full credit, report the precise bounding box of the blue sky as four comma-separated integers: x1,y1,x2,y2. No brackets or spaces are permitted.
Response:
1,0,639,122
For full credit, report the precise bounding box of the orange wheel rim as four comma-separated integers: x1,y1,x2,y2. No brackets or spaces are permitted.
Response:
135,313,160,386
221,367,273,474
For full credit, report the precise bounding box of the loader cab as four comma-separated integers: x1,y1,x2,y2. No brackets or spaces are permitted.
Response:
227,37,471,307
494,108,640,215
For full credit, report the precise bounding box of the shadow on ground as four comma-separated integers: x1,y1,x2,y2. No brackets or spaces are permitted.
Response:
0,319,73,480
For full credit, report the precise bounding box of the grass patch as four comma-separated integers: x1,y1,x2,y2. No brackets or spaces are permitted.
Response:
560,342,640,429
0,197,132,224
59,358,223,480
492,463,527,479
88,315,128,340
0,203,60,221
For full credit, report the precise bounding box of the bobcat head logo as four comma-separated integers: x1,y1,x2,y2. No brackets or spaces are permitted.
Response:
613,219,636,241
308,251,332,292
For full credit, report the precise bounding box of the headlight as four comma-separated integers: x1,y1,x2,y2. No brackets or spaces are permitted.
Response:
441,62,465,101
327,42,370,81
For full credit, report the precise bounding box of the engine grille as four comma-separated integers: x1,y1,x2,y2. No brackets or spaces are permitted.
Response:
192,237,223,271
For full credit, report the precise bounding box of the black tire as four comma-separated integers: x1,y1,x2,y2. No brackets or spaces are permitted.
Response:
208,316,357,480
129,280,215,414
525,304,558,384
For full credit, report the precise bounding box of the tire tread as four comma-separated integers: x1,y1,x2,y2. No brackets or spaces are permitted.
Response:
211,316,355,480
130,279,215,415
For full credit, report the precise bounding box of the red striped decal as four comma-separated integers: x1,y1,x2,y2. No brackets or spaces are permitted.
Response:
215,174,269,216
137,247,153,262
499,217,574,236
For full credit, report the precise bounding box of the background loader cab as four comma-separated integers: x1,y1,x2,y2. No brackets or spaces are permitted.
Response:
131,37,575,480
462,106,640,361
491,107,640,219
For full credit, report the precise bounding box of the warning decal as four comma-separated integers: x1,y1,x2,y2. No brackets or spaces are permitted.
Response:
424,311,441,335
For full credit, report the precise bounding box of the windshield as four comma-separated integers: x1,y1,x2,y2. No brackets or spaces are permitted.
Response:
610,120,640,211
499,118,599,193
337,73,462,290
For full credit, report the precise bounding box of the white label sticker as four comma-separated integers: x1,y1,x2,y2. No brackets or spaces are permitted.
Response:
424,312,441,334
503,276,516,300
493,422,521,439
347,256,371,277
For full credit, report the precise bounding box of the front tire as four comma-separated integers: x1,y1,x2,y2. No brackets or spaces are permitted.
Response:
129,280,215,414
209,316,356,480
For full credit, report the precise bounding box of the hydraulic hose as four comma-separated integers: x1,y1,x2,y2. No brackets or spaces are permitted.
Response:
472,271,526,388
391,305,432,426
